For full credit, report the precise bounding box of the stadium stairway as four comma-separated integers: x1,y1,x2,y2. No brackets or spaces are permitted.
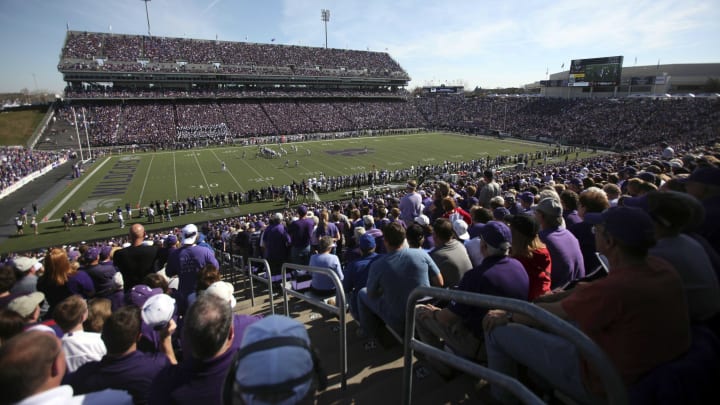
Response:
229,280,483,404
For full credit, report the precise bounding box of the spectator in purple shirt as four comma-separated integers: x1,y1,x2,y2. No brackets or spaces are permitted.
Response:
80,248,123,310
534,198,585,289
260,212,290,277
149,294,238,405
165,224,219,315
63,305,176,404
288,205,315,265
560,190,583,228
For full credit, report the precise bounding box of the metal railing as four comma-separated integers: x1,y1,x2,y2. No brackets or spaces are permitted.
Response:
242,257,276,315
280,263,348,390
401,286,628,405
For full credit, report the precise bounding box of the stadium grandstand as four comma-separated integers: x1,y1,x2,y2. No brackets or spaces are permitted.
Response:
1,29,719,405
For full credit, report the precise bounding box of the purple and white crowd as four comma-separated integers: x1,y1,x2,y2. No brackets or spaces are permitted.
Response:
2,137,719,403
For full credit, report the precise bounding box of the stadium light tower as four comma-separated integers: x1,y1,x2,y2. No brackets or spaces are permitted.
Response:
142,0,152,36
321,9,330,49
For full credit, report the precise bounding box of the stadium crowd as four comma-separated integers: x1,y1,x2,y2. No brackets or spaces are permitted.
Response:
0,147,66,193
59,31,408,78
2,137,719,403
50,97,719,152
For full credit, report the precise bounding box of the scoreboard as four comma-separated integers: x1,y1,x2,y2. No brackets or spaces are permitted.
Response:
568,56,623,87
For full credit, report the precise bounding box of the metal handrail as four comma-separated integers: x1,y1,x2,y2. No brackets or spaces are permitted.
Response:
280,263,348,391
243,257,275,315
401,286,628,405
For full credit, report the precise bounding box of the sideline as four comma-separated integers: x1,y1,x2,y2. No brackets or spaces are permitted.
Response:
137,153,155,206
44,156,112,220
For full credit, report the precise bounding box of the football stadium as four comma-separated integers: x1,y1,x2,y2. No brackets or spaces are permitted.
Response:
0,4,719,404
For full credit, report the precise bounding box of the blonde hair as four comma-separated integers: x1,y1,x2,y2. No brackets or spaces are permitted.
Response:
43,248,74,285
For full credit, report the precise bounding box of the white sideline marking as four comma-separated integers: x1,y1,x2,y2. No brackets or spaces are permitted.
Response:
137,154,155,206
45,156,112,220
173,151,178,200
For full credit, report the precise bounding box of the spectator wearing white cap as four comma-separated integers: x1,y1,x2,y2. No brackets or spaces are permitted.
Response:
10,256,42,296
8,291,46,325
64,305,176,404
166,224,219,315
204,281,262,345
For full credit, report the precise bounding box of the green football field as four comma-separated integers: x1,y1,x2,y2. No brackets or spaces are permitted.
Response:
4,132,595,253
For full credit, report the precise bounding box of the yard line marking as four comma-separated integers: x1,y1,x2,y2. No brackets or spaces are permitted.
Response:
209,149,245,192
304,155,345,176
192,151,212,191
137,153,155,206
173,151,178,200
45,156,112,220
239,159,271,186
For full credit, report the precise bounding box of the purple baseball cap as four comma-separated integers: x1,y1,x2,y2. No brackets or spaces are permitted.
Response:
584,207,655,248
519,191,534,204
493,207,511,221
128,284,163,308
83,247,99,262
358,233,376,250
479,221,512,249
99,245,113,261
67,249,80,262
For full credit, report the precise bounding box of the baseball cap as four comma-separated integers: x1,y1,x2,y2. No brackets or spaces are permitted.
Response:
479,221,512,249
165,235,178,247
407,179,417,189
128,284,163,307
84,247,99,262
682,167,720,187
182,224,199,245
452,219,470,241
12,256,38,273
99,245,113,261
230,315,319,405
8,292,45,318
414,214,430,227
584,207,655,248
204,281,237,309
534,198,562,217
358,233,376,250
297,205,308,216
141,294,176,329
518,191,534,204
67,250,80,262
493,207,511,221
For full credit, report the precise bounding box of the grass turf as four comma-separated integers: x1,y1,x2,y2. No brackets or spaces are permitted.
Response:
3,132,596,253
0,109,47,146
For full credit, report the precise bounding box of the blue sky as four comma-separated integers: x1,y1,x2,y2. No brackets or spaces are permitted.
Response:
0,0,718,94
